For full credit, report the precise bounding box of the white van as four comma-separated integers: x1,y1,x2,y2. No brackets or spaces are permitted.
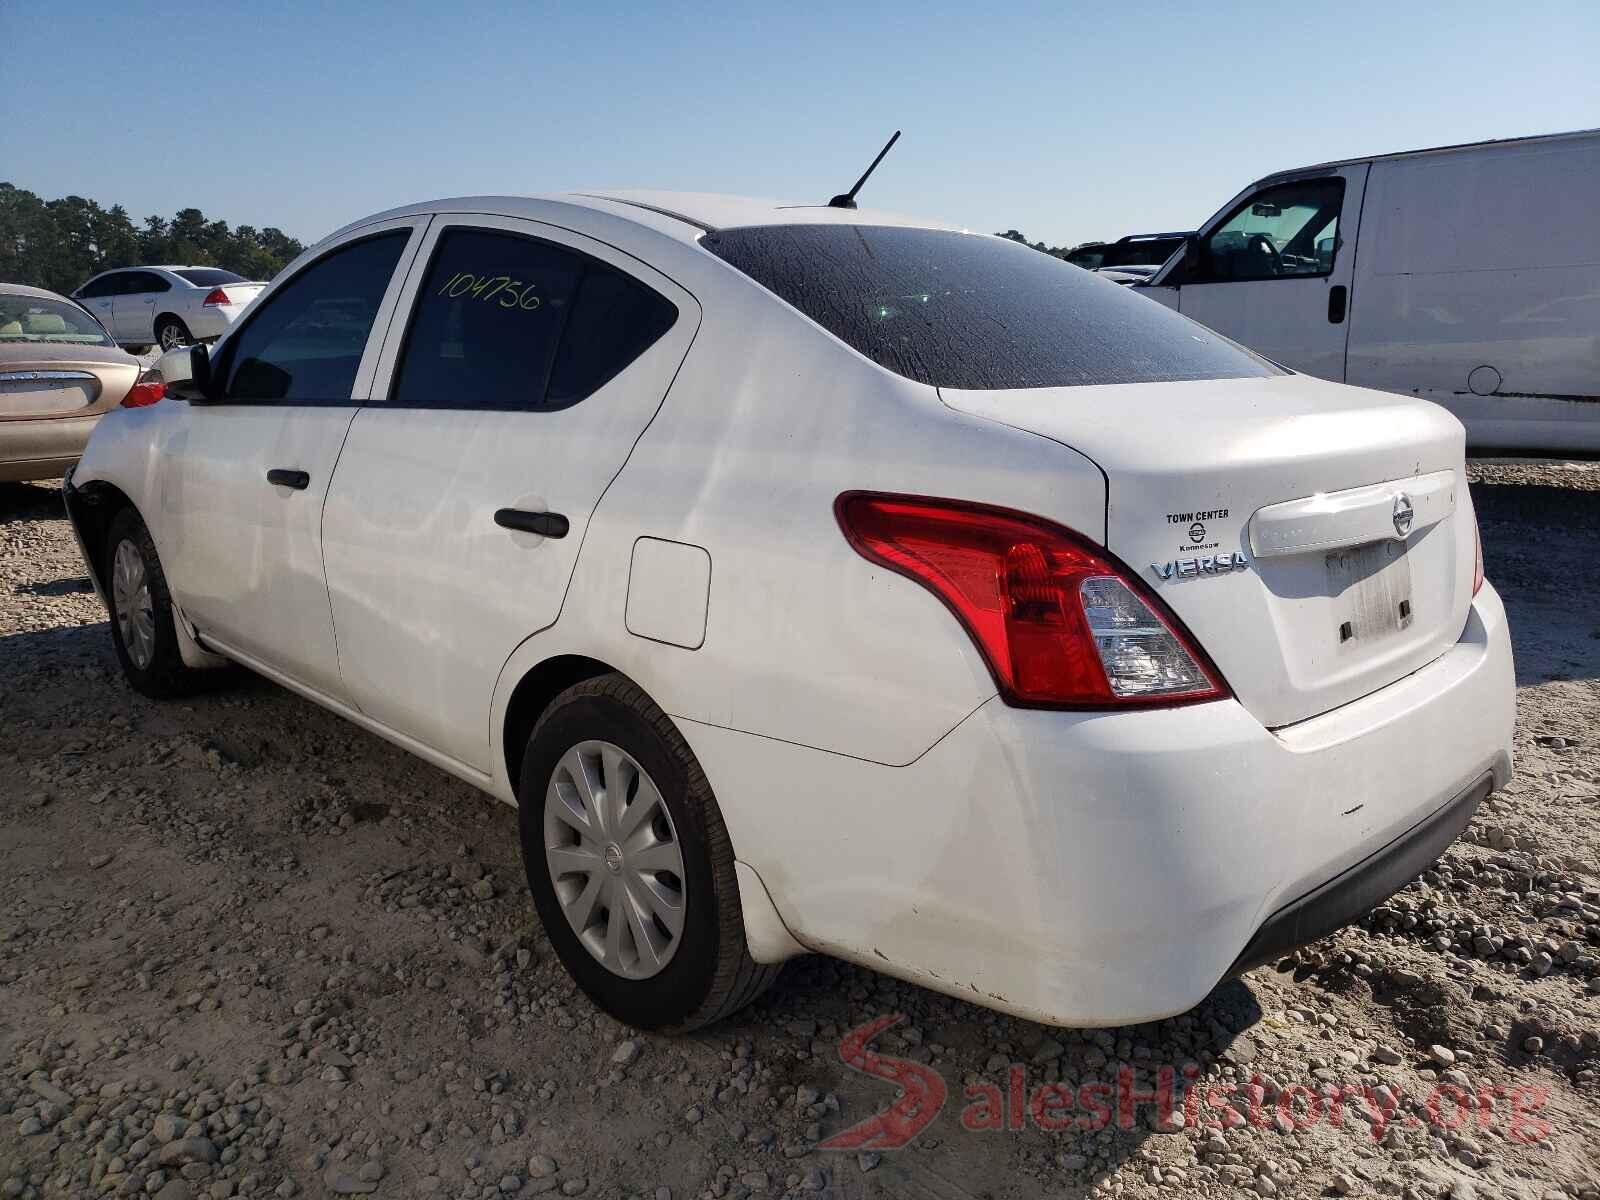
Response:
1140,128,1600,452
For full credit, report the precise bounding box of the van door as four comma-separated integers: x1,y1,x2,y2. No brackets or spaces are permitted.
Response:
320,216,699,771
1147,165,1368,381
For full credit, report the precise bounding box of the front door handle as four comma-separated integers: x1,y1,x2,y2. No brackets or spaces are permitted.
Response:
494,508,569,538
267,468,310,490
1327,284,1348,324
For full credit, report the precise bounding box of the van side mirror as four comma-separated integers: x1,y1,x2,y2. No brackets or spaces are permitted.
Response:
159,343,219,403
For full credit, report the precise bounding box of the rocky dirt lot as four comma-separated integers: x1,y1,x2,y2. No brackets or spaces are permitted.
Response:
2,463,1598,1200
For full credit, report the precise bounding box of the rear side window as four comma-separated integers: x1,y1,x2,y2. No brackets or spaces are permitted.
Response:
121,271,170,294
700,225,1278,390
222,232,407,404
389,227,678,411
546,262,678,408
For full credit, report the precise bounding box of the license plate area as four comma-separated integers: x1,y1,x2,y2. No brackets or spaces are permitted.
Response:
1326,540,1412,647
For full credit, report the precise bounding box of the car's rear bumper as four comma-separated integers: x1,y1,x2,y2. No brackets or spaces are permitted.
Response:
185,305,246,340
0,415,100,482
684,583,1515,1027
1225,769,1490,976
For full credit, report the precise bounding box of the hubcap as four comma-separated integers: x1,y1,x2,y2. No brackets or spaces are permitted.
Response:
160,324,185,349
544,740,686,980
111,538,155,670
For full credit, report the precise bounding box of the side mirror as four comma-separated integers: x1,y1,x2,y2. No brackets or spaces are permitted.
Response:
159,343,219,403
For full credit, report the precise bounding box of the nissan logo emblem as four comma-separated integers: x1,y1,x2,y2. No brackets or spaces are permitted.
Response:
1392,492,1415,538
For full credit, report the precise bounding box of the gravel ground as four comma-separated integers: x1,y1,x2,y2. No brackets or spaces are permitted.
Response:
2,462,1597,1200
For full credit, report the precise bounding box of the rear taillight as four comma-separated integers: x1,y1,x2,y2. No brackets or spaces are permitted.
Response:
202,288,229,306
1472,515,1485,596
122,371,165,408
836,492,1228,708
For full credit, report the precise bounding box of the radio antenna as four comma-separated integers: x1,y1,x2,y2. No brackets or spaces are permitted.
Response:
828,131,901,209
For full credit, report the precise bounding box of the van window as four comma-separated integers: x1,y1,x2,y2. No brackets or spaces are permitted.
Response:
1195,178,1345,282
702,225,1278,390
389,227,677,410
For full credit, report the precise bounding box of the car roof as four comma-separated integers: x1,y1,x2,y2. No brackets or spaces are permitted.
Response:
0,282,80,302
327,191,970,248
94,265,219,275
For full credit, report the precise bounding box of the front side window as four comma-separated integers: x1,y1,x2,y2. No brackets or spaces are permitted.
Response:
701,225,1278,390
77,274,124,299
222,232,407,403
389,228,677,410
0,295,115,345
1195,178,1345,282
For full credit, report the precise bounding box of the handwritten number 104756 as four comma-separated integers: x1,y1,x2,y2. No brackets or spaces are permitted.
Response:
438,271,543,311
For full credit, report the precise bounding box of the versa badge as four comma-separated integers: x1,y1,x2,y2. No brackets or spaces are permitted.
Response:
1151,552,1251,581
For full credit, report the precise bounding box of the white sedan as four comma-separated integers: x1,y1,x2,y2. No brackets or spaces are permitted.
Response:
62,191,1514,1031
71,266,264,351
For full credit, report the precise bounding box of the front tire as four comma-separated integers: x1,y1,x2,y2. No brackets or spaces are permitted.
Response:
517,674,780,1031
155,316,191,351
104,508,206,699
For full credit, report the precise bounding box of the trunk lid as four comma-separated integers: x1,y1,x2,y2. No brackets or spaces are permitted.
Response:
940,374,1476,728
220,283,265,306
0,350,139,421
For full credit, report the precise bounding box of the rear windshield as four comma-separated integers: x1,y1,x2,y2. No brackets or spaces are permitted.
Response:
175,268,247,286
700,225,1279,390
0,295,114,346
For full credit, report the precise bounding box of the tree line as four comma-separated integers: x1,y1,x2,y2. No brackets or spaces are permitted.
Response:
0,184,1096,301
0,182,306,297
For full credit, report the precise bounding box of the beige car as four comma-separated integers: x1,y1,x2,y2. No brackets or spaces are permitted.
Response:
1,284,142,483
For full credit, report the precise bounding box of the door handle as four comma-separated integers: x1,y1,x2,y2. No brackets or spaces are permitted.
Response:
494,508,569,538
267,468,310,490
1327,284,1348,324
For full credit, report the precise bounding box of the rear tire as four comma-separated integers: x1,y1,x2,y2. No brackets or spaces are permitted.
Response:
155,316,190,351
104,507,207,699
517,673,780,1031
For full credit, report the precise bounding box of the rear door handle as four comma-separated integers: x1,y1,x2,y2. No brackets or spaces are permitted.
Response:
494,508,569,538
267,468,310,490
1327,284,1348,324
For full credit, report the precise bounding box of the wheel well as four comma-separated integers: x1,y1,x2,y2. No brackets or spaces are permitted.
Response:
154,313,185,333
70,480,136,594
502,655,617,791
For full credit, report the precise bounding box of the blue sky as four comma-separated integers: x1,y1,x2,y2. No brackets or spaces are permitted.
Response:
3,1,1597,248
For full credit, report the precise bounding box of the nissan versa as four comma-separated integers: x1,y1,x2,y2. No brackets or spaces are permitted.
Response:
62,192,1515,1032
